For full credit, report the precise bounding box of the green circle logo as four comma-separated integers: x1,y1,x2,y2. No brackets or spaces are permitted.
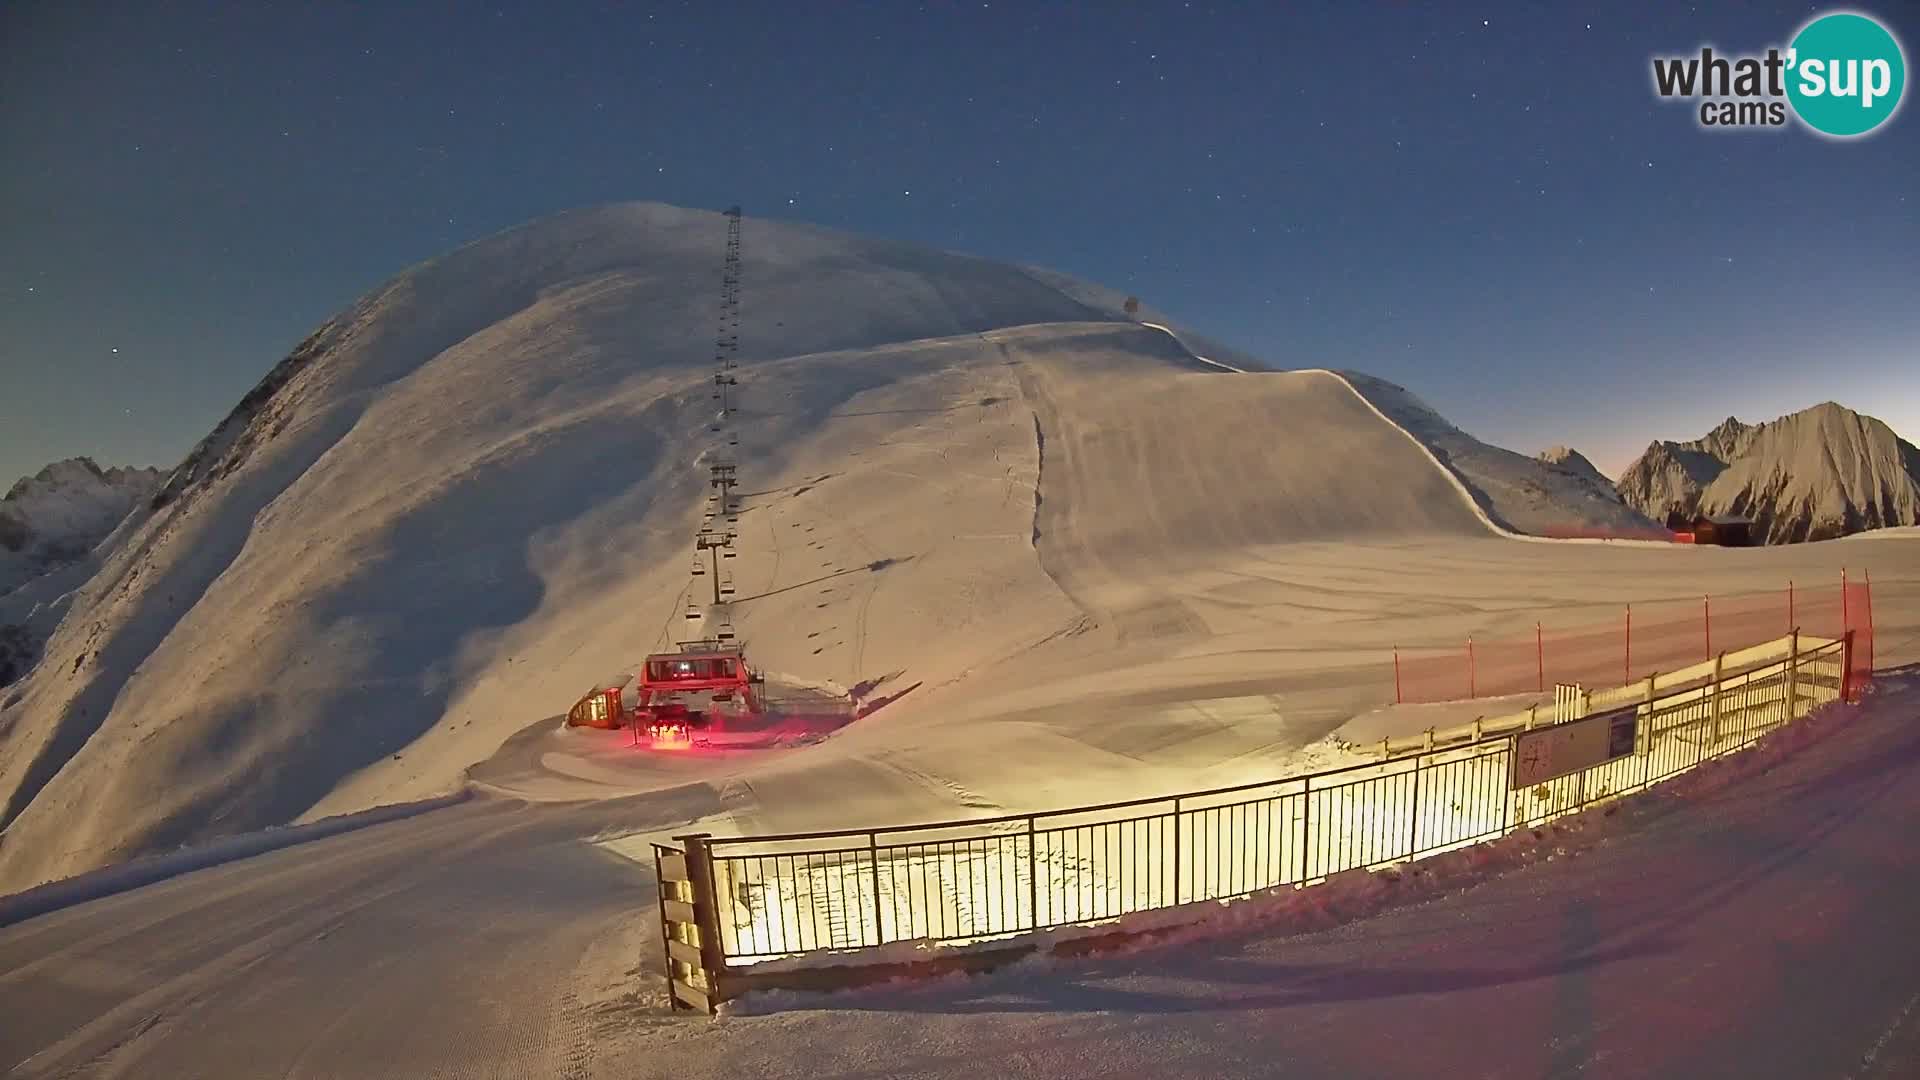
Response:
1786,11,1907,137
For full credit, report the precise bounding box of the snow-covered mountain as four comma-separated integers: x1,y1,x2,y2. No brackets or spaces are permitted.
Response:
0,459,164,687
1616,404,1920,543
0,458,162,588
1335,374,1661,537
1536,445,1629,505
0,202,1657,892
0,459,163,684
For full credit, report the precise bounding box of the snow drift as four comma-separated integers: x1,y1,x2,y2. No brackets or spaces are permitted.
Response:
0,202,1745,893
1616,403,1920,542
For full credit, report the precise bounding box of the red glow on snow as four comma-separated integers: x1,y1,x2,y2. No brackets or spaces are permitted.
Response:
642,721,699,751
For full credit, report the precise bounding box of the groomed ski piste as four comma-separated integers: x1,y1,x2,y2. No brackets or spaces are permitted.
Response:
2,204,1917,1077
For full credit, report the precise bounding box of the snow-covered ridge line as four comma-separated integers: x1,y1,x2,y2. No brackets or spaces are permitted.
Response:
1318,371,1510,538
1130,323,1676,547
1131,321,1505,537
1328,376,1687,548
1136,321,1248,373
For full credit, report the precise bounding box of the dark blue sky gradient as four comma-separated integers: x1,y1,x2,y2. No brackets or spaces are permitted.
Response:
2,0,1915,487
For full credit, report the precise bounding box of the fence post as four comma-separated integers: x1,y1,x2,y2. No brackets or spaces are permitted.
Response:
1786,629,1800,719
1709,651,1724,741
1407,760,1421,858
1171,799,1183,906
1467,637,1476,699
1298,787,1311,883
675,833,727,1013
1500,736,1515,834
1026,816,1040,928
1639,674,1656,755
1536,621,1544,693
867,833,885,946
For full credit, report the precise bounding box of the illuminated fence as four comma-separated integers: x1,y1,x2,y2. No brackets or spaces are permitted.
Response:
655,633,1862,1012
1393,574,1872,704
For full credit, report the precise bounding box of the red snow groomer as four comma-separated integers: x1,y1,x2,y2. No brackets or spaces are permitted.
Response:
566,641,765,749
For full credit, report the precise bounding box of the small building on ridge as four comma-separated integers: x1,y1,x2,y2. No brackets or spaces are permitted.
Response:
1667,511,1755,547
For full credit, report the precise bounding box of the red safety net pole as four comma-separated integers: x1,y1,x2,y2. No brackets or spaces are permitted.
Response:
1704,594,1712,659
1865,570,1875,677
1842,630,1854,703
1788,579,1795,633
1394,646,1402,705
1536,621,1544,693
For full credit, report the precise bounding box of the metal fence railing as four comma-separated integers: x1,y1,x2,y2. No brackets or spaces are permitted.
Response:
657,632,1858,1011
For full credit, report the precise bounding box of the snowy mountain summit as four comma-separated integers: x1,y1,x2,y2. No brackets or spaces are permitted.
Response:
0,457,161,596
1615,403,1920,543
1535,446,1626,506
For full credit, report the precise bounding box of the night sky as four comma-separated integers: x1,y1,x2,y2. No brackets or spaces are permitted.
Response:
3,1,1915,489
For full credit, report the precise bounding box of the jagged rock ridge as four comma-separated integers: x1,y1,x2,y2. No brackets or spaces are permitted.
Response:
1,458,163,593
0,457,165,685
1615,403,1920,543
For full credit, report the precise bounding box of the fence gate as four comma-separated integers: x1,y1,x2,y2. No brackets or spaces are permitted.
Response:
655,835,726,1014
1554,683,1588,723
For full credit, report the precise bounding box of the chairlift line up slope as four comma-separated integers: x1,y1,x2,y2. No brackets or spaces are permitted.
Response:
570,206,769,749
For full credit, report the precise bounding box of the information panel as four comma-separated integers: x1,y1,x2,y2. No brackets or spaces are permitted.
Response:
1509,708,1638,789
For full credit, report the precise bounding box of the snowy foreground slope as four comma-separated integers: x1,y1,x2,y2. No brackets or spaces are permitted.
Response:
0,202,1904,896
1617,403,1920,542
2,672,1913,1077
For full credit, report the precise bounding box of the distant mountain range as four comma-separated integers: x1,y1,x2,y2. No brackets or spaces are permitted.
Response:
1,457,163,684
1,458,162,592
1535,446,1630,507
1614,403,1920,543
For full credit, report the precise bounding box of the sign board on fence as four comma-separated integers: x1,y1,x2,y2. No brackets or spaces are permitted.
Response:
1510,708,1637,790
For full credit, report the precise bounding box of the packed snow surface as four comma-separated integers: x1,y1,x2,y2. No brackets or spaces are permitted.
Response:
2,670,1913,1078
